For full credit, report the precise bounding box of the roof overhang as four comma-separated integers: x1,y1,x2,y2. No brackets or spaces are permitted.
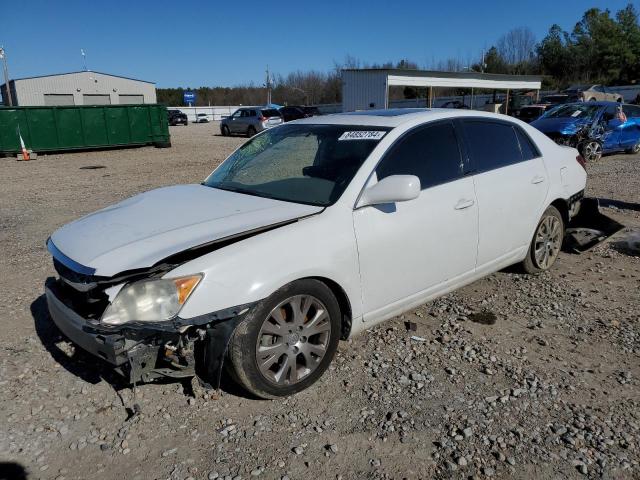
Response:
343,68,542,90
387,74,541,90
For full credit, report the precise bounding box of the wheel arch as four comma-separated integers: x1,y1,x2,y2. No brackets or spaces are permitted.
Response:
306,276,353,340
550,198,569,226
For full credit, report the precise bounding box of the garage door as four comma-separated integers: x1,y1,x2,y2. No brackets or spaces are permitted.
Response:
44,94,75,106
83,94,111,105
119,94,144,104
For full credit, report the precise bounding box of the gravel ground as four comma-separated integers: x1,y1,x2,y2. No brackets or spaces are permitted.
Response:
1,123,639,480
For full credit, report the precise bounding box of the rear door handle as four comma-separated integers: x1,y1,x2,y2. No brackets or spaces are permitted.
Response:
454,199,475,210
531,175,545,184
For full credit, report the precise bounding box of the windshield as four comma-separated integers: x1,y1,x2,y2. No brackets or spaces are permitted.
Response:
204,124,390,206
542,104,601,120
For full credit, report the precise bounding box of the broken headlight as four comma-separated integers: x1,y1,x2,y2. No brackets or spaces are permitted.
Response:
101,275,202,326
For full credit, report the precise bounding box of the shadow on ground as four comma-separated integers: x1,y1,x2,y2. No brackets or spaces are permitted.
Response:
0,462,28,480
31,291,258,400
31,293,127,388
599,198,640,212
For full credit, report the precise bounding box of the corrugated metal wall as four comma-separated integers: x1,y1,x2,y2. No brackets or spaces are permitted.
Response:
11,71,156,106
342,70,388,112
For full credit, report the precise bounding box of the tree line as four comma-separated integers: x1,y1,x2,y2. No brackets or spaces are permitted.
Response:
156,4,640,107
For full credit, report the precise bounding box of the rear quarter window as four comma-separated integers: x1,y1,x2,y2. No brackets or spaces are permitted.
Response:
462,120,524,172
515,127,541,160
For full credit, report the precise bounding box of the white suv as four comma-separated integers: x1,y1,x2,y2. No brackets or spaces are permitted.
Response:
45,109,586,398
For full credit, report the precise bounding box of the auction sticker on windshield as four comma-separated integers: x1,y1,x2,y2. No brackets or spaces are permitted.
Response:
338,131,386,141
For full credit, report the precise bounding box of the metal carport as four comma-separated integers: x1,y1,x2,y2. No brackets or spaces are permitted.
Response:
341,68,543,113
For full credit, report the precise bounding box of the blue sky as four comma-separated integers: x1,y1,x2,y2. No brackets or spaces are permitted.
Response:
2,0,637,87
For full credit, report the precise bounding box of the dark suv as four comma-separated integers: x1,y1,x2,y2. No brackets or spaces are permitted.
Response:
168,109,188,126
279,106,308,122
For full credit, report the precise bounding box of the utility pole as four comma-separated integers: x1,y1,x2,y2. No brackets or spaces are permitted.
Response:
0,46,13,106
265,66,272,105
81,49,87,71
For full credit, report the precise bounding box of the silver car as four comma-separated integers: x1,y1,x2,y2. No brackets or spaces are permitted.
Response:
221,107,283,137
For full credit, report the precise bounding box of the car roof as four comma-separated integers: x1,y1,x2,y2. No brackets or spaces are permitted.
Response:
563,101,620,107
293,108,518,127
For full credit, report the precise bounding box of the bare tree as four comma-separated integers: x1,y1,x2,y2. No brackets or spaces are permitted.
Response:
497,27,537,65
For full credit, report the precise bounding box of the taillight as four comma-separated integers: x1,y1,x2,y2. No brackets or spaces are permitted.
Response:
576,154,587,170
259,116,266,122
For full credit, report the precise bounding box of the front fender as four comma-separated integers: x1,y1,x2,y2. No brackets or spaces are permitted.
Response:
166,206,363,324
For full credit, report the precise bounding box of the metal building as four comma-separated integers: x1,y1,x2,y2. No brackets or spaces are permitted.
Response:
1,71,157,107
342,68,543,112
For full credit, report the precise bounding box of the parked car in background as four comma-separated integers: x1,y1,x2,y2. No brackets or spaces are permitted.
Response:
515,94,574,122
515,104,550,123
531,101,640,160
220,107,283,136
300,106,321,116
439,100,469,109
279,106,308,122
45,108,586,399
499,94,534,117
168,109,188,126
563,84,622,103
194,113,210,123
540,94,573,105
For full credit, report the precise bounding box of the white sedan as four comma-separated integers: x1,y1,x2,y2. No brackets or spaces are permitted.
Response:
45,108,586,398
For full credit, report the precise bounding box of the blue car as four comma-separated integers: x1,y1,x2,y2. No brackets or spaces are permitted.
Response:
531,102,640,159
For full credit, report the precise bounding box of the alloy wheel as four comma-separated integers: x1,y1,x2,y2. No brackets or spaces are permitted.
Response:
533,215,563,270
255,295,332,386
582,141,602,162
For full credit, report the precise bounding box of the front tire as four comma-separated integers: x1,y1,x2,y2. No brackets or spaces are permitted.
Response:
522,206,564,274
226,279,341,399
221,125,230,136
580,140,602,162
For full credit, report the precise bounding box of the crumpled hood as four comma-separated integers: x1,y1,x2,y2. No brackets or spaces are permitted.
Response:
50,184,322,276
531,117,591,134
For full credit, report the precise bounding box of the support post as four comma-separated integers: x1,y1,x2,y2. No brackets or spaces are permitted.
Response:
470,87,474,109
505,89,510,115
429,86,433,108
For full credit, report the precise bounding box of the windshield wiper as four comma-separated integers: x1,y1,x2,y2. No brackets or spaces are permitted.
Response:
209,183,285,202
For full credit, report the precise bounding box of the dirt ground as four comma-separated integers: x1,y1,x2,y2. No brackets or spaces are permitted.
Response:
1,123,639,480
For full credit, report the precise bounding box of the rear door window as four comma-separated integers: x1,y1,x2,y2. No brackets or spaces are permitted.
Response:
376,121,463,189
462,120,523,172
623,105,640,118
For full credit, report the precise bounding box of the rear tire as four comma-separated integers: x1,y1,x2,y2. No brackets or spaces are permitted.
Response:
247,126,256,137
522,206,564,274
226,279,341,399
625,143,640,154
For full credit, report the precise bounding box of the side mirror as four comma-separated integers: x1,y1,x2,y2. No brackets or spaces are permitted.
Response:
358,175,421,208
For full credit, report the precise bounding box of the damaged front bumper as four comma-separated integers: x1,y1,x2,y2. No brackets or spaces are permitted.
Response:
45,278,252,388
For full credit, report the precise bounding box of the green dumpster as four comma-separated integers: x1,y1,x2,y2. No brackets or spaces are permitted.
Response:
0,104,171,156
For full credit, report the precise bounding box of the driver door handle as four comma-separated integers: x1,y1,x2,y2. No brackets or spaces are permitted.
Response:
531,175,545,184
454,199,475,210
